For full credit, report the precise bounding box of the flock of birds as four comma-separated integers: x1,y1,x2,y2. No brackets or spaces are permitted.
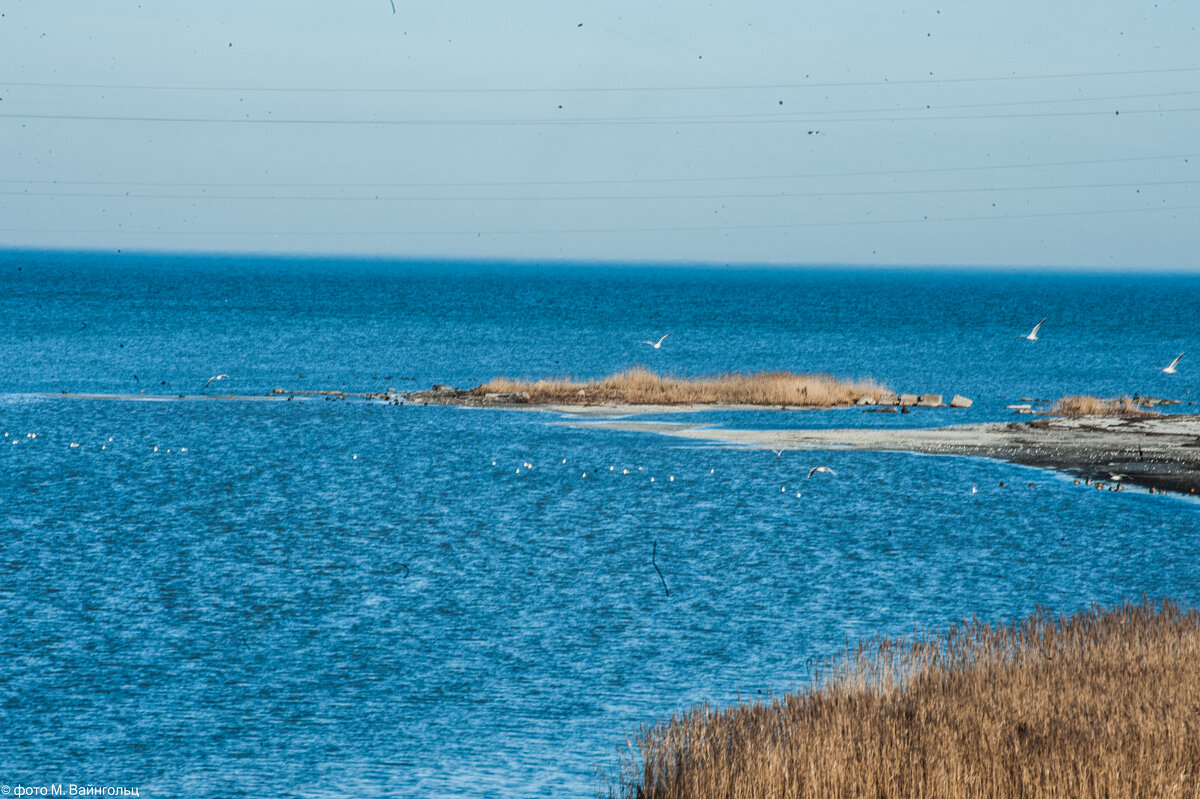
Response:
2,429,841,500
644,321,1184,374
480,448,1119,506
487,450,842,501
5,431,191,454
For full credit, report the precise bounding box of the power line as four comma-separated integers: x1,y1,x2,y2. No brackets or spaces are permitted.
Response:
3,153,1193,191
2,178,1193,203
2,105,1197,126
7,88,1197,116
1,202,1195,238
2,66,1197,94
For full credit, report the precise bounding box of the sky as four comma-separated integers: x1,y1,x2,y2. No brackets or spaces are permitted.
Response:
1,1,1198,267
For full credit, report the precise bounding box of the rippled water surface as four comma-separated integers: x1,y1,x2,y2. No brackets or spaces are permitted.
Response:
2,252,1199,797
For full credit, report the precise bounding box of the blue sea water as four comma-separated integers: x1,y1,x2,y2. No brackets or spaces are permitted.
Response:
2,250,1199,797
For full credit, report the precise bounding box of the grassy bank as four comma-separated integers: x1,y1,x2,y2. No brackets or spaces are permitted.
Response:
612,599,1200,798
474,367,888,407
1051,395,1149,416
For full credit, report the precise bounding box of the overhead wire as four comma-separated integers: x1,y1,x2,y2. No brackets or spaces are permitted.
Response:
2,201,1196,239
1,65,1197,94
2,153,1194,190
1,178,1194,203
1,64,1194,245
2,105,1198,126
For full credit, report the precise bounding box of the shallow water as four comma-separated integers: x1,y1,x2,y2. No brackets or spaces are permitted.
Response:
2,252,1198,797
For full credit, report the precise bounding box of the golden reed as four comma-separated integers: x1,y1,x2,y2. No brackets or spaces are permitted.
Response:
1051,395,1148,416
611,599,1200,798
476,367,887,407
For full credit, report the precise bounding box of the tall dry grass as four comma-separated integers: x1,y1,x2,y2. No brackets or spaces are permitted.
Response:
1051,395,1149,416
474,367,888,407
612,599,1200,799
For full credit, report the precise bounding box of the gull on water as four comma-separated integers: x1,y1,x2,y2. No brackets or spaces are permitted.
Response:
1020,318,1046,341
203,374,229,389
807,466,837,479
1162,352,1184,374
641,333,671,349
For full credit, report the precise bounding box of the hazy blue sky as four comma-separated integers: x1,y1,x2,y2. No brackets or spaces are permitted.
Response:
2,2,1197,266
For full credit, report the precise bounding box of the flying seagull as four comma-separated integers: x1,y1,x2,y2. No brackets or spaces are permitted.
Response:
1021,318,1046,341
203,374,229,389
807,465,837,478
1162,352,1184,374
771,449,784,457
642,333,671,349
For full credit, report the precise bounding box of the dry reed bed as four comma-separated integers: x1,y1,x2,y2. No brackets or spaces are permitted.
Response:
475,367,888,407
614,599,1200,798
1051,395,1151,416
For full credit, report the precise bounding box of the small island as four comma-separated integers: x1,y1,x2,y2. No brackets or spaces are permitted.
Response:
407,366,900,408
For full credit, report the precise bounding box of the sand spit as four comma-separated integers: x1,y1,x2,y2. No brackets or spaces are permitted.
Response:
33,392,294,402
566,415,1200,495
30,389,405,404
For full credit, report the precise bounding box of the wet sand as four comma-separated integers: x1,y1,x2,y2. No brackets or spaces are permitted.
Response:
564,414,1200,495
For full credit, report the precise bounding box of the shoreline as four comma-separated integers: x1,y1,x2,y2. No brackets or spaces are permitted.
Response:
564,414,1200,496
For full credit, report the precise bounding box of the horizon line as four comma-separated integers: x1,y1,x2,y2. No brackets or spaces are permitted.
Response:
2,245,1199,274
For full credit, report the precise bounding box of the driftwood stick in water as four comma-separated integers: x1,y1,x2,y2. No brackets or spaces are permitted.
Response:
652,541,670,598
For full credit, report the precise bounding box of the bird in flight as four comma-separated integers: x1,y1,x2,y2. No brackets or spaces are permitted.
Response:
1021,318,1046,341
203,374,229,389
771,449,784,457
642,333,671,349
1162,353,1184,374
807,465,837,478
